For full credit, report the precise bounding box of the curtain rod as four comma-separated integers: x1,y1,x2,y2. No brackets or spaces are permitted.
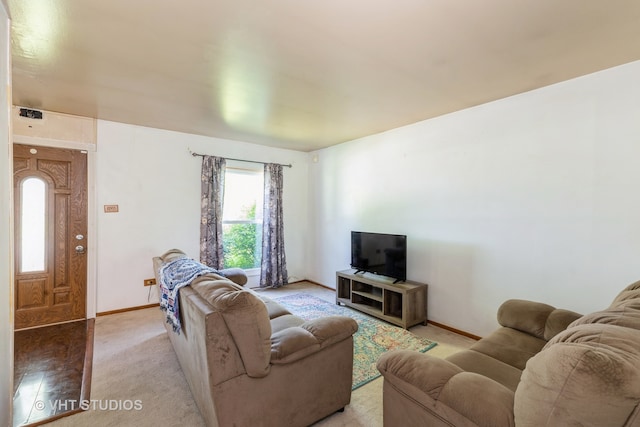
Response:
189,150,292,168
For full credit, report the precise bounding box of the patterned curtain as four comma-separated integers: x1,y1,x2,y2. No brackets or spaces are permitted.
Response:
200,155,226,269
260,163,288,288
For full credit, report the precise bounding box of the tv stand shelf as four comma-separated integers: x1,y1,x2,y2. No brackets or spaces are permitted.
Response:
336,269,428,329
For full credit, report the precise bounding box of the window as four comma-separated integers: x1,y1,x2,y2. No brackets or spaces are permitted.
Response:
21,177,47,272
222,167,264,269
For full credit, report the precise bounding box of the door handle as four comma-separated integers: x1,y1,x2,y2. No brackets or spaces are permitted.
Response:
75,245,86,254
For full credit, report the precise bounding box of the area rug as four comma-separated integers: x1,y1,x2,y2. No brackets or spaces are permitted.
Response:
274,293,437,390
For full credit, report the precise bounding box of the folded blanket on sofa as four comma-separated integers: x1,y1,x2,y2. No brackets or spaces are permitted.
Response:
159,257,219,333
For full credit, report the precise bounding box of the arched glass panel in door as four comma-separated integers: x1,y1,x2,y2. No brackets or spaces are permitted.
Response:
21,177,46,272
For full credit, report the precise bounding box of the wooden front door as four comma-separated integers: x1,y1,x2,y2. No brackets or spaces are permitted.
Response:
13,144,88,330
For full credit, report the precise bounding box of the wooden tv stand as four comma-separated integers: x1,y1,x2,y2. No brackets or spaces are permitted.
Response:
335,269,428,329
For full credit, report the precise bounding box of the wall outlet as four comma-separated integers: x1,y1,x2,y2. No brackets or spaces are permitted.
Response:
144,278,156,286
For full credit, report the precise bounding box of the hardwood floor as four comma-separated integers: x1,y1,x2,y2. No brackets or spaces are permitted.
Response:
13,320,94,427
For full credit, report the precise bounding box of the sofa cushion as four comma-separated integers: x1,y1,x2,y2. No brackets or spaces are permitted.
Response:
270,317,357,364
270,314,305,334
446,349,524,392
567,299,640,331
257,295,292,320
440,372,516,427
543,308,583,340
189,274,244,302
515,324,640,427
208,290,272,378
610,280,640,307
468,327,547,371
270,327,320,363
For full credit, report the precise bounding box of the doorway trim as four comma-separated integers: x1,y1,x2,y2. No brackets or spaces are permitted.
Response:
13,135,97,318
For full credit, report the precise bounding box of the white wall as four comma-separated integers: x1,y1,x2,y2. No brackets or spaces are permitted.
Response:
0,2,12,424
308,61,640,337
95,121,309,312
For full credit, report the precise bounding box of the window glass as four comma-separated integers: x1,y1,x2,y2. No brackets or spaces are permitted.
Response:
222,169,264,221
21,177,46,272
222,168,263,269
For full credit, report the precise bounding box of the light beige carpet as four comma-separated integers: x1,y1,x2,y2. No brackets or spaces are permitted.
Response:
45,308,205,427
45,307,384,427
44,286,475,427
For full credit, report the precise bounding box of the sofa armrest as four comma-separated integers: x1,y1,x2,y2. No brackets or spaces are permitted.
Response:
377,350,515,427
497,299,555,339
153,249,247,286
498,299,582,340
219,268,248,286
270,316,358,364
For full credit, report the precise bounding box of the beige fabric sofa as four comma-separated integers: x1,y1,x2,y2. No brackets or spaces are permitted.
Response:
153,249,359,427
377,281,640,427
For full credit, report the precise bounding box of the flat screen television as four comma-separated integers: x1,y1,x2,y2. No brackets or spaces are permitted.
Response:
351,231,407,283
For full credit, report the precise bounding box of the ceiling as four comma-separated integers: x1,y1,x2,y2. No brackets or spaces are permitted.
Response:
7,0,640,152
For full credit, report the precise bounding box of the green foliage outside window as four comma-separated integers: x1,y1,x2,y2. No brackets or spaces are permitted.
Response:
223,204,262,269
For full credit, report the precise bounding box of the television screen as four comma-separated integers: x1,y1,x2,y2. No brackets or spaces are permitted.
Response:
351,231,406,282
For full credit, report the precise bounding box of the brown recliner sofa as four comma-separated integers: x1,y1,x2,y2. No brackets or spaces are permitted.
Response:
153,249,359,427
377,281,640,426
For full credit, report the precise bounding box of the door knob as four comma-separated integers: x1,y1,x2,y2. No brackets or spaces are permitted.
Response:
75,245,86,254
